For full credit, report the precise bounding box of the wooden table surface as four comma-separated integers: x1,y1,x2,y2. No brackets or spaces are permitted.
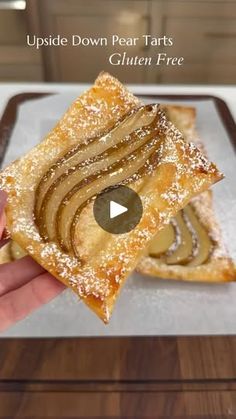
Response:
0,336,236,417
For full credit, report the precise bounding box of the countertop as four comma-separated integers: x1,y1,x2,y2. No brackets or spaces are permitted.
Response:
0,83,235,120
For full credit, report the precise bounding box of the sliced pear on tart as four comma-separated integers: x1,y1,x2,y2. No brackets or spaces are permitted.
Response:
164,211,193,265
34,104,163,255
146,203,213,268
148,223,175,257
184,205,212,267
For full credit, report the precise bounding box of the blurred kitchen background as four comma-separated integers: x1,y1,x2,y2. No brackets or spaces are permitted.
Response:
0,0,235,84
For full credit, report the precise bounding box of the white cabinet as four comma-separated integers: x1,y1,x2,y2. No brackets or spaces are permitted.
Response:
37,0,150,83
0,8,42,81
149,0,236,83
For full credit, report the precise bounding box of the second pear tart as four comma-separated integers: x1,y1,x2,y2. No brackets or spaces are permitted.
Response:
137,105,236,282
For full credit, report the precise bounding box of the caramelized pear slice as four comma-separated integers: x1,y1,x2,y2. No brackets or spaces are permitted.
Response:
57,142,159,253
36,104,160,242
184,205,212,267
10,241,27,260
164,211,193,265
39,126,155,241
0,242,12,264
148,223,175,257
35,105,157,217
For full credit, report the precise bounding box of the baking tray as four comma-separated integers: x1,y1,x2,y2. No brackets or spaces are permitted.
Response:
0,92,235,338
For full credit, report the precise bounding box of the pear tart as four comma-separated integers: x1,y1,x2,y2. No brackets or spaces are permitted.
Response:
137,105,236,282
0,73,223,321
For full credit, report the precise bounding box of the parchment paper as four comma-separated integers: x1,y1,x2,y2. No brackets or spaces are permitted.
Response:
1,93,236,337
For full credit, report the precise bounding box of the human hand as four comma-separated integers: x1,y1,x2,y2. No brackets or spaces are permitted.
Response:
0,191,65,332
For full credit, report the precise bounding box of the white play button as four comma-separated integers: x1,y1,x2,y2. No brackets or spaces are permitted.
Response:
110,200,128,219
93,185,143,234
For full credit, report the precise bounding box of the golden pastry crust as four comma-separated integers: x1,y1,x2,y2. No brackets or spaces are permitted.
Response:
0,73,223,321
137,104,236,282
